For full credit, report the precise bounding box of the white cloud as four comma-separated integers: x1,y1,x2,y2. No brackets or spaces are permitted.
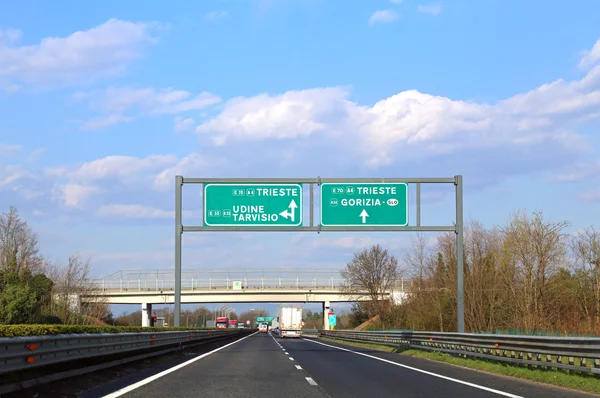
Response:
61,154,178,185
0,164,45,201
81,115,135,131
579,39,600,69
551,160,600,182
195,87,350,145
0,19,164,87
0,144,21,156
0,28,21,45
52,184,102,208
417,3,442,15
3,84,20,93
96,204,174,219
174,117,196,133
580,190,600,202
152,153,229,191
27,147,45,162
76,87,220,130
78,87,221,115
369,9,399,25
205,11,229,20
0,165,26,187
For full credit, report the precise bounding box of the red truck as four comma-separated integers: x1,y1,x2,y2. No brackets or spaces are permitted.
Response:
215,317,229,328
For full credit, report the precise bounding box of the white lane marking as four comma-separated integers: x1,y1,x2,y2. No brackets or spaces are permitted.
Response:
303,339,523,398
289,357,294,361
285,352,289,355
101,332,258,397
306,377,318,386
295,365,303,370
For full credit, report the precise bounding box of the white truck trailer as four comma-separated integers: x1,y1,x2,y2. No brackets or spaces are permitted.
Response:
278,305,303,338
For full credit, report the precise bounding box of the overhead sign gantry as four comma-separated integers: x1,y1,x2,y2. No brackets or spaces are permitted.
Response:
175,176,465,332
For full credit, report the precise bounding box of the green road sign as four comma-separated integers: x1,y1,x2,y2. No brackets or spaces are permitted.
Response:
265,317,274,321
204,183,303,226
257,317,265,322
320,183,408,226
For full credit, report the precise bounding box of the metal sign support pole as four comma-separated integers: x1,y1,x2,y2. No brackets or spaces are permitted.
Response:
455,175,465,333
174,175,183,327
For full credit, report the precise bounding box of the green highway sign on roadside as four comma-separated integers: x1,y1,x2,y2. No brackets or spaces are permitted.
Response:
257,317,265,322
204,183,303,226
320,183,408,226
265,317,274,321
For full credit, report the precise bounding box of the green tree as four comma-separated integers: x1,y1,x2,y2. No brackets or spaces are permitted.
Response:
0,283,38,324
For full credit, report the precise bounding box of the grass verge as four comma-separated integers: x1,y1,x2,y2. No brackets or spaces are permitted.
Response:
320,337,600,395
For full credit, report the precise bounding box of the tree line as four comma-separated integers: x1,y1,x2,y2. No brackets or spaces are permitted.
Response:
0,206,111,325
343,210,600,335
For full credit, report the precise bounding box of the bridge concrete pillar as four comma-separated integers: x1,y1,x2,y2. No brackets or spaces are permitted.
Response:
322,301,330,330
141,303,153,327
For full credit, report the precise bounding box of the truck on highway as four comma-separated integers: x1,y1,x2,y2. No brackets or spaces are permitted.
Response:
278,305,302,338
215,317,229,328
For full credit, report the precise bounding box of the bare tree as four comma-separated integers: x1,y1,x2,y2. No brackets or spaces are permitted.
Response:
0,206,44,276
45,253,110,324
341,244,401,328
571,226,600,330
463,220,508,332
501,210,570,330
404,232,430,282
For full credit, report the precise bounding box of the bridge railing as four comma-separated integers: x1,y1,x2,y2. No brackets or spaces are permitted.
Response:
82,268,412,293
321,330,600,375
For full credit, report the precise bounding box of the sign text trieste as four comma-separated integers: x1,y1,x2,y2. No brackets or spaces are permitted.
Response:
204,183,302,226
320,183,408,226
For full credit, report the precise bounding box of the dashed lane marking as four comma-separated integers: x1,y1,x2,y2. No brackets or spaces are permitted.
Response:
306,377,318,386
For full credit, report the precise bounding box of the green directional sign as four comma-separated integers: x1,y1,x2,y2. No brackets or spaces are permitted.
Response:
320,183,408,226
257,317,265,322
204,183,303,226
265,317,274,322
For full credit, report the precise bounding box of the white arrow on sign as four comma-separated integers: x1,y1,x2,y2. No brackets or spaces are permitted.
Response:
279,199,298,222
359,209,369,223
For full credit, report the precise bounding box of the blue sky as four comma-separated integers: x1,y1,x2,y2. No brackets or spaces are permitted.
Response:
1,0,600,317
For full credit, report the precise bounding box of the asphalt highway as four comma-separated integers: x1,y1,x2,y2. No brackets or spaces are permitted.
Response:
91,332,596,398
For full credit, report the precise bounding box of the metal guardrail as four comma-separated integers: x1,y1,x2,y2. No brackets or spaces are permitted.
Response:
81,268,412,293
301,328,320,338
0,329,242,376
320,330,600,374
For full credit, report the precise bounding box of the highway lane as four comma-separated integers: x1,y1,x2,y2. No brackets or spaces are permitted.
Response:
99,332,328,398
277,336,597,398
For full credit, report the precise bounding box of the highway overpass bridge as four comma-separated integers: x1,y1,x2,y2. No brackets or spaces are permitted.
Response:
81,268,410,328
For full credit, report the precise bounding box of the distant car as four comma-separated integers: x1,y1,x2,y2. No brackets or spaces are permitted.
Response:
258,323,268,333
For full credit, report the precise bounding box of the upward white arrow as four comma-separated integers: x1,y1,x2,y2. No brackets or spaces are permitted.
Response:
279,199,299,222
359,209,369,224
288,199,298,222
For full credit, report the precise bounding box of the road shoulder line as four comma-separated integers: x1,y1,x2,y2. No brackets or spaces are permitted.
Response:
101,332,257,397
302,338,523,398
